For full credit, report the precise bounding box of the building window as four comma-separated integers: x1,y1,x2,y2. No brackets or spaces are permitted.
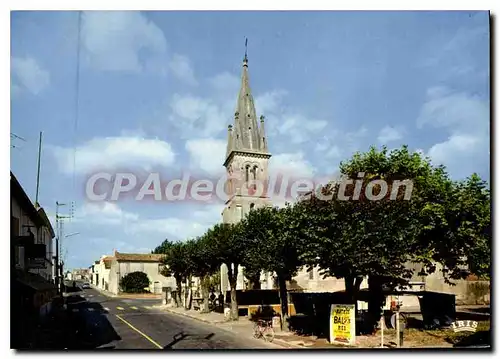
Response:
309,270,314,280
245,165,250,183
250,203,255,211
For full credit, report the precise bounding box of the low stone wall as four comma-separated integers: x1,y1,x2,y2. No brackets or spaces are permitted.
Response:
426,278,490,305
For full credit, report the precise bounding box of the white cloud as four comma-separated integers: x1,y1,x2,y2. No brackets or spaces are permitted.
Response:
324,145,342,159
270,152,316,178
81,11,167,72
168,94,231,138
127,204,223,241
417,88,488,133
50,136,176,174
185,138,226,176
428,134,481,160
208,72,240,95
377,125,404,144
255,91,328,145
74,200,223,245
11,56,50,95
169,53,197,86
275,115,328,144
417,87,489,178
255,90,288,115
76,201,139,225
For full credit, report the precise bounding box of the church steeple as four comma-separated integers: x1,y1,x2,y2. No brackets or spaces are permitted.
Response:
231,40,263,153
220,42,273,293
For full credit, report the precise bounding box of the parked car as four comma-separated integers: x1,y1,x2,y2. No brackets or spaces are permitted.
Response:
82,282,90,289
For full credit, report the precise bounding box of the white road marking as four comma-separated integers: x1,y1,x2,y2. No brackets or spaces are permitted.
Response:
116,306,124,310
130,306,138,310
88,294,94,297
143,306,151,309
104,307,110,311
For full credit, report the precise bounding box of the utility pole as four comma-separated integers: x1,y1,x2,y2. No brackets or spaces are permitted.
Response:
35,132,42,207
55,201,72,294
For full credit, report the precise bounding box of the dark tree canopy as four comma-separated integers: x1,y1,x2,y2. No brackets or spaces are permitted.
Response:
120,271,150,293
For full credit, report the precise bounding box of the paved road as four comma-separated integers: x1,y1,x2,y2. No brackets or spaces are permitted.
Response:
64,287,277,350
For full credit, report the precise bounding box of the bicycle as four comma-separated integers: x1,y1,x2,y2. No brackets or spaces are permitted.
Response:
389,300,408,329
253,319,275,342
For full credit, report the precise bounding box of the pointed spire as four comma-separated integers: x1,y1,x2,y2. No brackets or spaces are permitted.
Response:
224,41,271,167
232,39,260,151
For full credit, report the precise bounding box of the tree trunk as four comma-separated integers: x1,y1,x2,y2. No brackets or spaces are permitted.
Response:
367,276,385,334
251,280,261,290
277,274,290,331
227,263,239,321
175,276,182,307
344,275,363,335
185,277,192,310
344,275,362,304
201,275,210,314
248,274,261,290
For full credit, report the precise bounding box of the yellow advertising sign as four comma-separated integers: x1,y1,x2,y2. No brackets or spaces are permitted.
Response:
330,304,356,345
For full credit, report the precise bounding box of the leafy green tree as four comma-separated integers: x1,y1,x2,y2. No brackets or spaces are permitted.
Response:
422,173,491,280
300,146,455,326
152,238,173,254
161,241,190,307
301,145,490,331
209,222,245,320
184,235,220,313
120,271,150,293
241,204,305,331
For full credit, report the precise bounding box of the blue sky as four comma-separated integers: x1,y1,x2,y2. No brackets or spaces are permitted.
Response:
10,11,490,270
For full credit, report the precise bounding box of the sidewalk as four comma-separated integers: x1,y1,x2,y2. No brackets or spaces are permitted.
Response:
159,306,336,349
158,306,461,349
91,285,117,298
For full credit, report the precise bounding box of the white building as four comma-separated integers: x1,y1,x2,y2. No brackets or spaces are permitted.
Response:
92,255,113,291
107,251,176,295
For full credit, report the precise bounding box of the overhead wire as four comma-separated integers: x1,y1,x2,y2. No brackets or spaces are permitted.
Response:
72,10,82,215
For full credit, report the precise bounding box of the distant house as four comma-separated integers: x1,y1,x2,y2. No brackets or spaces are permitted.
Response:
92,255,114,291
108,251,175,295
71,268,90,281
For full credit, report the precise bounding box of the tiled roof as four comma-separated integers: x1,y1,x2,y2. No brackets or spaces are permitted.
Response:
114,251,165,262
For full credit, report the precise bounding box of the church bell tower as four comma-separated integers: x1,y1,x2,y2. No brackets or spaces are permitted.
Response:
220,42,273,291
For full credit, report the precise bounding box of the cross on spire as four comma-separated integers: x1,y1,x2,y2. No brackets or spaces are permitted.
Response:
244,37,248,64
